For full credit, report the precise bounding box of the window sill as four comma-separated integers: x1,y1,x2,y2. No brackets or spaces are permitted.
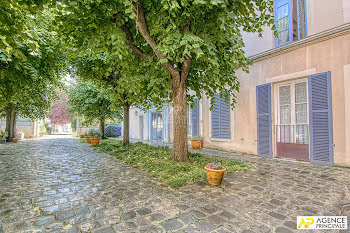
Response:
210,138,231,142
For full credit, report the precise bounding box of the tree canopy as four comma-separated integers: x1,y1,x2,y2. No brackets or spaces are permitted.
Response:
67,82,121,138
0,10,67,140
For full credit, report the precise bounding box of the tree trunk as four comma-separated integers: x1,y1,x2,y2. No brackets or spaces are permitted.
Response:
123,104,130,145
5,103,17,142
99,119,106,139
172,80,189,162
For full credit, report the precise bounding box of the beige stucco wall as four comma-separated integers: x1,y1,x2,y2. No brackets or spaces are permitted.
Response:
243,0,350,57
201,33,350,166
129,107,148,140
0,125,35,138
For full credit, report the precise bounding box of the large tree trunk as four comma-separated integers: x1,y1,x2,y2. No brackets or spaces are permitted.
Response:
172,80,189,162
123,104,130,145
99,118,106,139
5,103,17,142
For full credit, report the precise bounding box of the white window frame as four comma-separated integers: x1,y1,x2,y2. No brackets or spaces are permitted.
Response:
274,78,309,143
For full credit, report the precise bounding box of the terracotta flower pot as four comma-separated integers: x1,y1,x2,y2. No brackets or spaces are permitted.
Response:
80,135,85,138
29,135,33,139
205,166,226,186
191,141,201,149
86,137,91,143
13,138,19,143
90,138,100,146
40,134,43,137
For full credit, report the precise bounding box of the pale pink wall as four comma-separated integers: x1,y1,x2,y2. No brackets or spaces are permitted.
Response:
201,33,350,166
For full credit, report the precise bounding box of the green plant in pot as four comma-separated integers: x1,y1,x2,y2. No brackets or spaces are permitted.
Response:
190,136,202,149
90,130,102,146
85,130,93,143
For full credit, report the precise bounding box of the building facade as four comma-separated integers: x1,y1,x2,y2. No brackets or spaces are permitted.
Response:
129,0,350,167
0,117,40,138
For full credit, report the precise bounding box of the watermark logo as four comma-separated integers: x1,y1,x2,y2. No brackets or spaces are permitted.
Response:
297,216,347,229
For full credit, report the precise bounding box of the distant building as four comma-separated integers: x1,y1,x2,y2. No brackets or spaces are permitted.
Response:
0,117,40,138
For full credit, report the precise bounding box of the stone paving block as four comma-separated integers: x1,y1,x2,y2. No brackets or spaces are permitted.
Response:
139,225,164,233
42,205,59,214
178,213,197,225
160,218,183,231
195,220,216,232
219,210,235,220
33,216,55,226
207,214,227,225
121,211,136,221
137,207,152,216
56,210,75,220
76,206,91,216
190,210,206,219
268,211,287,220
95,226,116,233
275,226,293,233
149,213,166,222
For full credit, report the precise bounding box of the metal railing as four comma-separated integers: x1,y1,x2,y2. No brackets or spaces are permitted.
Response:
275,124,309,144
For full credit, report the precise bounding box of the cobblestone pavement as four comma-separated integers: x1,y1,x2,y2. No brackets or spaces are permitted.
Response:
0,136,350,233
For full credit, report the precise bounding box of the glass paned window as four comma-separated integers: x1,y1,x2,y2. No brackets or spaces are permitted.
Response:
297,0,307,40
295,82,308,143
279,85,291,124
152,113,157,128
157,112,163,128
276,0,289,45
275,0,307,46
295,82,307,124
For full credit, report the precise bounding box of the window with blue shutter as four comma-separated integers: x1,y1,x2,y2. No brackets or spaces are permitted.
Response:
211,94,231,139
191,98,199,137
256,83,272,158
308,72,334,166
275,0,307,47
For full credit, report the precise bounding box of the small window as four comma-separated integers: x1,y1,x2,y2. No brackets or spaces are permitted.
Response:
275,0,307,47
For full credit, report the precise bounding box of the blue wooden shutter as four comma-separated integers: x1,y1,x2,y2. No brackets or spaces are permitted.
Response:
192,98,199,136
256,83,272,158
220,96,231,139
211,94,221,138
308,72,333,166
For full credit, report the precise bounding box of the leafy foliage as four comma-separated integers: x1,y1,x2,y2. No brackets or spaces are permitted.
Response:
49,0,275,107
97,139,253,188
48,90,73,125
67,83,120,124
0,11,67,119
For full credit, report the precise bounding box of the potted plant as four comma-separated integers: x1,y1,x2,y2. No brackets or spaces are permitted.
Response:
190,136,202,149
13,132,19,143
86,131,92,143
90,130,102,146
205,162,226,186
0,131,7,144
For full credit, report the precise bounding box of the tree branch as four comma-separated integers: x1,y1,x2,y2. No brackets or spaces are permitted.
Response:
133,2,178,78
121,25,152,60
180,24,192,85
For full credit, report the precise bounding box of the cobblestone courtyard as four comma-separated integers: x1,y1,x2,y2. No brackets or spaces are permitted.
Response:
0,136,349,233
